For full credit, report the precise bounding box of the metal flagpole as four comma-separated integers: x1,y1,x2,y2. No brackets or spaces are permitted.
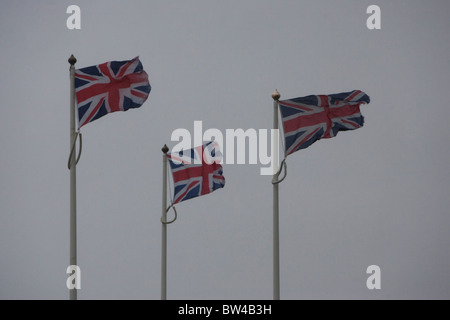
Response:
272,89,281,300
68,54,77,300
161,144,169,300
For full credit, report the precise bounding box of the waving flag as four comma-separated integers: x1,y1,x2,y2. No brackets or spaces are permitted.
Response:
279,90,370,155
74,57,151,128
167,141,225,204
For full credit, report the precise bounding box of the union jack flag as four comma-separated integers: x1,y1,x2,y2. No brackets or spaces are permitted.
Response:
279,90,370,155
74,57,151,128
167,141,225,204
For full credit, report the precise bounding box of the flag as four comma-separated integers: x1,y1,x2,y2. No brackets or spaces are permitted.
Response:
279,90,370,155
74,57,151,128
167,141,225,204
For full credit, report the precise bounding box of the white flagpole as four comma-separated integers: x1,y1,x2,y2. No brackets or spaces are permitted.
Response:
161,144,169,300
272,89,281,300
68,54,78,300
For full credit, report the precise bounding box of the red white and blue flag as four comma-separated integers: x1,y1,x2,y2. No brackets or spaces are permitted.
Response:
279,90,370,155
74,57,151,128
167,141,225,204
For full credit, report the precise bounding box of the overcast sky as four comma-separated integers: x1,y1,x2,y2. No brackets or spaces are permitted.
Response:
1,0,449,300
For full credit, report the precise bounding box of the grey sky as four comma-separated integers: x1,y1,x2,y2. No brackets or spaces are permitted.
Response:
1,0,449,299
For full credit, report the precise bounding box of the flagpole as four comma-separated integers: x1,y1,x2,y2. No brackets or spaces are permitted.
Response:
68,54,77,301
161,144,169,300
272,89,281,300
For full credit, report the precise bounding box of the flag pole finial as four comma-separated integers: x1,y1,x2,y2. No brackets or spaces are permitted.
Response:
272,89,280,101
162,144,169,154
68,54,77,66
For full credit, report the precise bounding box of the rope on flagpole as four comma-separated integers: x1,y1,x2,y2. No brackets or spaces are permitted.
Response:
272,101,287,184
161,153,177,224
67,131,82,169
272,157,287,185
161,204,177,224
